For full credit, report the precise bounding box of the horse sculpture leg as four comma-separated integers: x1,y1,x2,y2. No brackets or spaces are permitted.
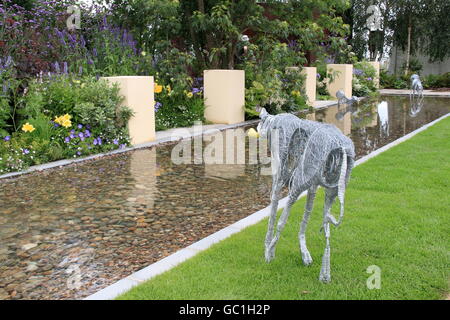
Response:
265,193,300,262
265,173,283,255
319,188,338,283
299,185,318,266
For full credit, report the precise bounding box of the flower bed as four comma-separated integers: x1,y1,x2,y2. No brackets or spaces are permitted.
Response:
0,76,132,174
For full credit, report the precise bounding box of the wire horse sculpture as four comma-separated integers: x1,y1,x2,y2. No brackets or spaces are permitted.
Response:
336,90,359,106
257,108,355,282
410,74,424,98
409,74,424,117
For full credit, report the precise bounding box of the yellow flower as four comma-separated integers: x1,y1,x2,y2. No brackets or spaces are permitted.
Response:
54,116,63,125
186,92,193,98
291,90,301,97
55,114,72,125
22,123,35,133
73,80,81,84
166,85,172,93
62,119,72,128
154,83,163,94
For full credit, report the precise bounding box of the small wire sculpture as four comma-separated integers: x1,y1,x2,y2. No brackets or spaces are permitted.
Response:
336,90,359,106
257,108,355,283
410,74,423,98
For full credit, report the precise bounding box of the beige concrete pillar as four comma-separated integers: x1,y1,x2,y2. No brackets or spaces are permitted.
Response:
301,67,317,106
102,76,155,145
204,70,245,125
367,61,380,88
326,64,353,100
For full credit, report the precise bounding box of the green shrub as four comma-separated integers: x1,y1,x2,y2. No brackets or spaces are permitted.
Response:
380,70,408,89
153,79,205,131
352,61,378,97
423,72,450,88
239,41,308,119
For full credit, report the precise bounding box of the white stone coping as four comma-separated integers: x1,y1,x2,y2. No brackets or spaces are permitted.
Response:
85,112,449,300
379,89,450,97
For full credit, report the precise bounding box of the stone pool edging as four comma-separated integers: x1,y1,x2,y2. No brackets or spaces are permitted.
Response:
379,89,450,97
85,111,450,300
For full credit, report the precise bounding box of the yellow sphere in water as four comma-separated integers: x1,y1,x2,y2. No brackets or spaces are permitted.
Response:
247,128,260,138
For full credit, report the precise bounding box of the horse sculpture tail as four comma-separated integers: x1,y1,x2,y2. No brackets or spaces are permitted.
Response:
337,147,348,226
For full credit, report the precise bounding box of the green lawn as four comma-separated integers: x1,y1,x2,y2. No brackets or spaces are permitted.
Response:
119,117,450,300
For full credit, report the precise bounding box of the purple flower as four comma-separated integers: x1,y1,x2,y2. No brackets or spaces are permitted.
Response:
155,102,162,112
317,73,321,79
120,144,126,149
353,68,364,76
192,88,201,94
64,137,70,143
78,124,83,129
78,132,84,139
367,77,373,81
77,151,82,156
94,137,102,146
84,129,91,137
113,139,119,145
70,129,75,134
70,133,76,139
22,148,30,155
3,135,11,142
5,56,12,68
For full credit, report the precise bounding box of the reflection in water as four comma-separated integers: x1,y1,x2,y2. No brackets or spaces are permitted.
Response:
377,101,390,137
0,96,448,300
315,104,352,136
409,95,424,118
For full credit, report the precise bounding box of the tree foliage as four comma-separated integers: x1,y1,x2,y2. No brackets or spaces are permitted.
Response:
351,0,449,63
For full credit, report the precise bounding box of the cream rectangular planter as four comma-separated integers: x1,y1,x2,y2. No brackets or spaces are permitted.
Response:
101,76,155,145
326,64,353,100
367,61,380,88
204,70,245,125
301,67,317,106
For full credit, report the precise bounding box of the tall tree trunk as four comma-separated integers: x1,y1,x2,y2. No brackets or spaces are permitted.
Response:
404,15,412,76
